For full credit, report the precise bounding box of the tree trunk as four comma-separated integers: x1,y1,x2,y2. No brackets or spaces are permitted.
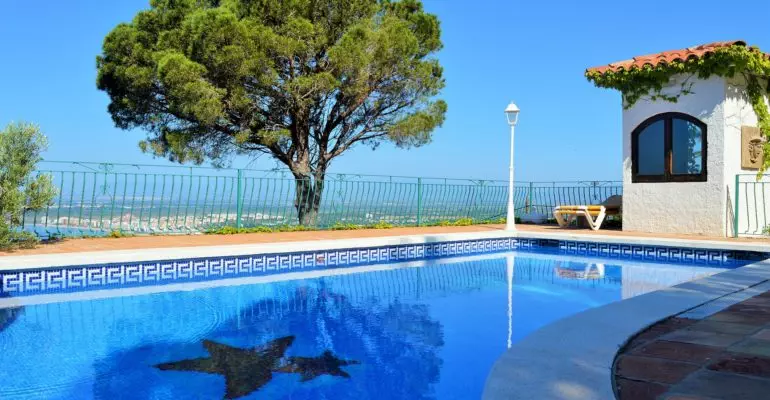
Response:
293,169,325,227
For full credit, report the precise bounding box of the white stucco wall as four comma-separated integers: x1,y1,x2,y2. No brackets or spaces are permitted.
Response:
622,75,727,236
724,76,770,236
622,75,770,237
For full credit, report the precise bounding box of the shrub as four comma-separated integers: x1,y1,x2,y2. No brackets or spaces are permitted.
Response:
206,226,274,235
205,225,311,235
428,217,488,227
107,230,134,238
330,222,360,231
276,225,311,232
330,221,395,230
0,123,57,250
205,216,511,236
452,217,474,226
369,221,394,229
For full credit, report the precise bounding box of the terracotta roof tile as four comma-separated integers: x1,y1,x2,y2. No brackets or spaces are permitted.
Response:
587,40,759,74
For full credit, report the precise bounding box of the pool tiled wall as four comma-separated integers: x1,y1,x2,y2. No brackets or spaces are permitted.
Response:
1,238,766,296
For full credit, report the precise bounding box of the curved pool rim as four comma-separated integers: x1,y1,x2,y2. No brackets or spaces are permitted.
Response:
482,257,770,400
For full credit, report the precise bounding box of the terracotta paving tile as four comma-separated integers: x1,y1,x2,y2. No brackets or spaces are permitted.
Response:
706,311,770,326
624,334,655,352
616,291,770,400
615,377,669,400
658,317,699,331
687,320,760,336
633,318,698,343
616,355,700,384
707,353,770,379
741,297,770,307
726,304,770,315
629,340,721,364
752,329,770,341
730,296,770,306
669,369,770,398
729,338,770,358
662,330,744,348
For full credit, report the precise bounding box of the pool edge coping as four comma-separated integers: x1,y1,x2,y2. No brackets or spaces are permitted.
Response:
1,229,769,271
482,257,770,400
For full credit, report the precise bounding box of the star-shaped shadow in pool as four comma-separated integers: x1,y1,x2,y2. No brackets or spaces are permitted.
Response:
155,336,295,399
277,350,361,382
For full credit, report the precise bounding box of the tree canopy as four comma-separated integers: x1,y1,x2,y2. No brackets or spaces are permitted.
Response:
0,122,57,249
97,0,446,224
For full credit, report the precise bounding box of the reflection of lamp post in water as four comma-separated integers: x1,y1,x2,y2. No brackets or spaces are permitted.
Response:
506,254,514,348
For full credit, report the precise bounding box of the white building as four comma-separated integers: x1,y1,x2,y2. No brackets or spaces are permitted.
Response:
589,41,770,237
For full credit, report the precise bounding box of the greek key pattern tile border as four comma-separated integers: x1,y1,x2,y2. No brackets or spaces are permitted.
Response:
0,238,765,296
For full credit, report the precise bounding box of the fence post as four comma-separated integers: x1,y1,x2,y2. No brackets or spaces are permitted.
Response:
236,169,243,229
734,174,740,238
527,182,533,213
416,177,422,226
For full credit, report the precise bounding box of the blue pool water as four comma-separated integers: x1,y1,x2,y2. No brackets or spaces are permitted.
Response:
0,251,733,399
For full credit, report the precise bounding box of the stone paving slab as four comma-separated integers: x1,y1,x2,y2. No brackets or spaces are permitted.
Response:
616,356,700,384
669,370,770,399
686,320,760,335
679,281,770,320
752,329,770,340
614,288,770,399
661,329,745,347
729,338,770,357
628,340,721,364
707,353,770,379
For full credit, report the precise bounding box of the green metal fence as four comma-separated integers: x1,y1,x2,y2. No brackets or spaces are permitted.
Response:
25,161,622,237
733,174,770,237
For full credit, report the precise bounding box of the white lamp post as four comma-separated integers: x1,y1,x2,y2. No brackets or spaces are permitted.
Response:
504,102,520,231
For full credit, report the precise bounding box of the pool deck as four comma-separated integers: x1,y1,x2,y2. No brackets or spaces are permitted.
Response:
614,289,770,399
2,224,769,271
1,224,768,257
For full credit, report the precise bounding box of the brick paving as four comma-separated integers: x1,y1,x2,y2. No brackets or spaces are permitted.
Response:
1,223,769,257
614,293,770,399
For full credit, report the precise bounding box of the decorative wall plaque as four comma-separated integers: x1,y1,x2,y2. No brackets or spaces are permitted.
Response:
741,126,764,169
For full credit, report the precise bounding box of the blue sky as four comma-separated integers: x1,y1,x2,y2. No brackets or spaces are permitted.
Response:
1,0,768,182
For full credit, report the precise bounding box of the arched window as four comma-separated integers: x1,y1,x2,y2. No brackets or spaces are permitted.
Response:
632,112,707,182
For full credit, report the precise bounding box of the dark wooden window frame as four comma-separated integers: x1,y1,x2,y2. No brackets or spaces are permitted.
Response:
631,112,708,183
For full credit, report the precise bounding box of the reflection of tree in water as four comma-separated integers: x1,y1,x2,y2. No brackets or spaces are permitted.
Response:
241,283,444,399
0,306,22,332
686,122,702,173
91,283,443,399
676,120,703,174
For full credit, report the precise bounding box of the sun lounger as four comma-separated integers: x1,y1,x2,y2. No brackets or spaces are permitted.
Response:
553,195,621,231
555,262,605,279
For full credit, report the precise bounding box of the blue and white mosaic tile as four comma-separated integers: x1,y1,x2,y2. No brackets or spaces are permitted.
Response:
0,238,765,296
556,241,764,265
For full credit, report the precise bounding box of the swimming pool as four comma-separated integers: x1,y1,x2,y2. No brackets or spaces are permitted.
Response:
0,250,745,399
